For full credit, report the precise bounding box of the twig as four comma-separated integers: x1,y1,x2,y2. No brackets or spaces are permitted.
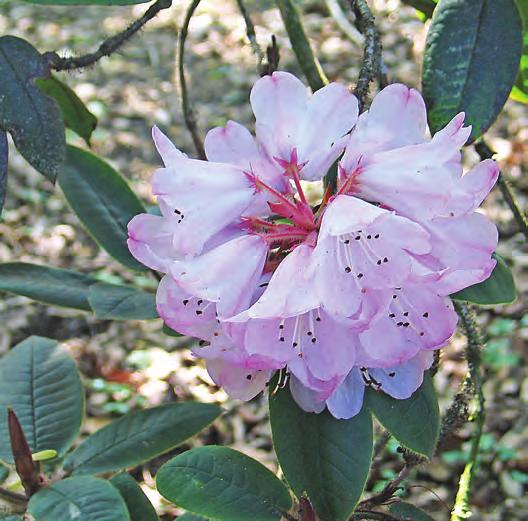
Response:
261,35,281,76
0,486,27,505
348,0,382,111
275,0,328,91
349,511,403,520
325,0,364,46
475,140,528,241
450,303,485,521
236,0,264,69
45,0,173,71
178,0,206,159
400,0,436,18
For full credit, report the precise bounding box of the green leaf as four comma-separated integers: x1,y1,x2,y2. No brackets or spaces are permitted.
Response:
0,130,7,215
422,0,523,142
88,282,157,320
0,36,65,182
451,254,516,305
28,476,130,521
156,446,292,521
0,336,84,464
58,145,147,270
36,76,97,145
0,517,24,521
0,262,98,310
389,501,435,521
64,402,221,475
366,373,439,459
269,385,373,521
511,1,528,103
110,473,159,521
24,0,150,4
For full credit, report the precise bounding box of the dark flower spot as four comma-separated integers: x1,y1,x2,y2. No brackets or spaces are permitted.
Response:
388,372,396,377
423,312,429,318
345,266,352,273
246,374,252,380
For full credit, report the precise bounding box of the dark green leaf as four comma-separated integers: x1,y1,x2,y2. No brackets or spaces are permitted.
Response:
0,262,98,310
0,336,84,463
163,324,183,337
0,36,65,182
88,282,157,320
422,0,523,142
451,254,516,305
64,402,221,475
24,0,150,4
156,446,292,521
59,145,147,270
0,130,7,215
269,385,372,521
389,501,435,521
28,476,130,521
110,473,158,521
366,373,439,459
36,76,97,145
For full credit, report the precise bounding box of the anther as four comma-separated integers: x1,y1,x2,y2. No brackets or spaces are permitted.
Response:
182,299,189,306
196,310,203,315
388,372,396,377
311,337,317,343
376,260,382,265
383,257,388,263
357,273,364,278
345,266,352,273
246,374,252,380
422,312,429,318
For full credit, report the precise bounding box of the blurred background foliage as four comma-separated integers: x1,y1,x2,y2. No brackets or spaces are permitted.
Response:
0,0,526,518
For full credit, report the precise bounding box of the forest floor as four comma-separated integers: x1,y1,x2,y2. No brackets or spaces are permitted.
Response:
0,0,527,519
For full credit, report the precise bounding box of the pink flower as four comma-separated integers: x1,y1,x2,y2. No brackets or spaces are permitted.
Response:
290,350,434,419
127,73,499,418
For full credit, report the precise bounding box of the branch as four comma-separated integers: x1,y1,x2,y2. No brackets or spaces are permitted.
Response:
475,140,528,241
46,0,173,71
350,511,403,520
178,0,206,159
400,0,436,18
450,302,485,521
325,0,364,46
357,451,424,510
236,0,264,69
275,0,328,91
348,0,382,111
261,35,281,76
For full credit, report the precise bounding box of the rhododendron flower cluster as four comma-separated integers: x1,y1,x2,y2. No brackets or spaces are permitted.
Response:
128,72,499,418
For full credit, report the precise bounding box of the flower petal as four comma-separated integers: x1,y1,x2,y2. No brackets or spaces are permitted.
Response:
358,285,458,367
156,275,218,340
251,71,309,160
127,213,177,272
170,235,268,318
369,350,433,399
152,158,255,256
326,368,366,419
236,244,319,320
343,83,426,166
152,126,186,166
